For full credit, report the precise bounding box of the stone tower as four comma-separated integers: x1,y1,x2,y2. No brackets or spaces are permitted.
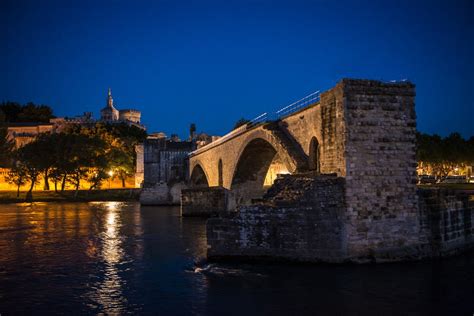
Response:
100,88,119,121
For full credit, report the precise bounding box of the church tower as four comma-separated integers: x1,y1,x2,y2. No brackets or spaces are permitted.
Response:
107,88,113,107
100,88,119,121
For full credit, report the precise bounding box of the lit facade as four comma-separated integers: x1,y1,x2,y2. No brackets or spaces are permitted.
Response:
100,89,143,128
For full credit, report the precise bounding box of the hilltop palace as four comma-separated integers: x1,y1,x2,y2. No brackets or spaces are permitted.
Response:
98,89,142,126
3,89,214,191
51,88,144,131
6,89,144,148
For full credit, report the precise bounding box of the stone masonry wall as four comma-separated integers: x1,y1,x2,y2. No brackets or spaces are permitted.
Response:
141,138,193,205
140,182,187,205
341,79,421,259
205,79,473,263
418,188,473,256
207,175,348,262
279,105,322,168
318,83,347,176
181,187,228,217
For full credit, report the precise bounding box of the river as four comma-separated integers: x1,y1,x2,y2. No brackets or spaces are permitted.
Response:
0,202,472,315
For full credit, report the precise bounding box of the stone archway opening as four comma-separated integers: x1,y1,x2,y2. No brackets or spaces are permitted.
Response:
230,138,290,206
263,153,291,188
308,136,320,173
190,164,209,188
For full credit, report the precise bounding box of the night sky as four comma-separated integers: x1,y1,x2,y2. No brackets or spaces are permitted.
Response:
1,0,473,138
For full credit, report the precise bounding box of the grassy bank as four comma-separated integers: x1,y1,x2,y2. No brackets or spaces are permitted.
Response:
0,189,140,204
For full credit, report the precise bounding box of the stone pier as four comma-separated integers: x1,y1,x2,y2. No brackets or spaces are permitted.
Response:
207,175,348,262
201,79,473,263
181,187,228,217
207,175,473,263
418,189,473,257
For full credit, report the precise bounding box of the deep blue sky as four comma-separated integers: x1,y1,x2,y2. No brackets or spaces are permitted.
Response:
1,0,473,138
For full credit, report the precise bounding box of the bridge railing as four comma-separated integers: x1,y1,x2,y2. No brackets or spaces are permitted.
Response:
247,90,321,126
190,89,322,155
275,90,320,118
248,112,268,126
190,124,248,156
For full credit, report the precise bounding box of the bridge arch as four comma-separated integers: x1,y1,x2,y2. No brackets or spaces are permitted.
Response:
189,164,209,187
229,133,295,205
188,126,302,191
231,138,277,187
230,128,298,182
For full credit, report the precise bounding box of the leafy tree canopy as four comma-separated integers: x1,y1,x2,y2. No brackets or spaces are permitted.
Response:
0,110,14,167
416,132,474,178
417,132,474,164
0,101,55,123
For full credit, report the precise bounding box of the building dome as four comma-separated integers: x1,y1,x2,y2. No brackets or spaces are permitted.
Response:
100,88,119,121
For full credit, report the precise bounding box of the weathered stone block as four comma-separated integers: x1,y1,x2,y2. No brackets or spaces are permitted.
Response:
181,187,229,217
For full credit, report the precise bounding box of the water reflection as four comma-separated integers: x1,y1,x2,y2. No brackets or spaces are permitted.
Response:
87,202,127,314
132,204,144,259
1,202,472,315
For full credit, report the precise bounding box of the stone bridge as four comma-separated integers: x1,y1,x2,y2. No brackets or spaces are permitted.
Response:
182,78,473,263
188,87,346,207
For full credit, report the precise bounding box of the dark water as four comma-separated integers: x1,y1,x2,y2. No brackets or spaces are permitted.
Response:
0,202,472,315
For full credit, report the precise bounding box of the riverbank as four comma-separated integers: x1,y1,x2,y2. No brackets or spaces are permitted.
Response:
0,189,140,204
418,183,474,190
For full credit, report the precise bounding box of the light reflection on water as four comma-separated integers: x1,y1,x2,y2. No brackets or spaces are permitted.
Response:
0,202,472,315
86,202,127,314
0,202,160,314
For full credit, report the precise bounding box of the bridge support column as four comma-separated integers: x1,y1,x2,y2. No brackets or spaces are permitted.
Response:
181,187,229,217
207,175,348,262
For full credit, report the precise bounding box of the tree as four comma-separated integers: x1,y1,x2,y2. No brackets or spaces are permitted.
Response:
68,122,145,188
82,136,109,190
87,169,109,190
55,133,77,191
16,142,42,195
17,103,54,122
0,110,14,167
0,101,54,123
108,146,134,187
0,102,22,122
49,168,63,192
5,164,28,197
468,136,474,163
105,122,147,143
7,121,144,196
31,133,57,190
64,133,108,196
416,132,474,178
